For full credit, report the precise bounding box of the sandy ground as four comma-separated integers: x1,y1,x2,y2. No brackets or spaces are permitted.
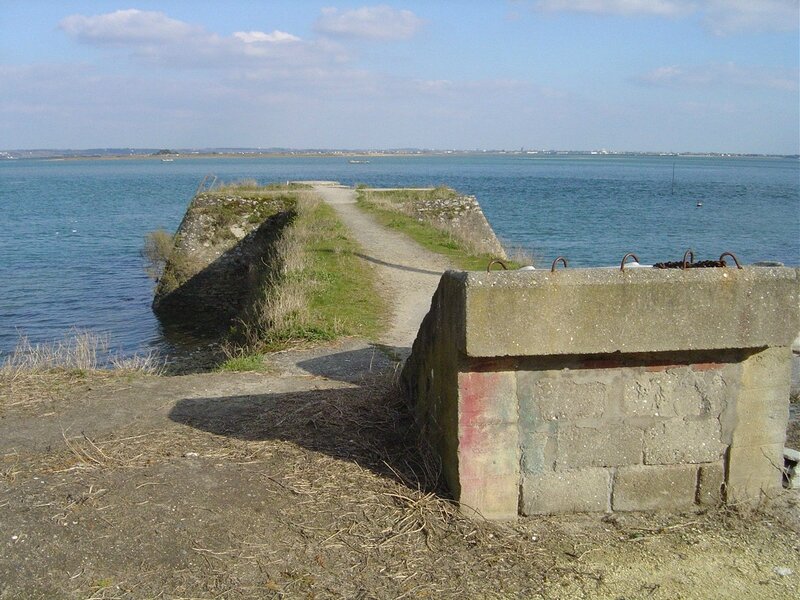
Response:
1,186,799,598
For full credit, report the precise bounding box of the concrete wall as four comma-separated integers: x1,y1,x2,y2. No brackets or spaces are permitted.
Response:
403,267,799,519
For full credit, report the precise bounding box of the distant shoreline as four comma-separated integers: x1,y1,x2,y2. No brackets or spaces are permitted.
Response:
3,150,798,162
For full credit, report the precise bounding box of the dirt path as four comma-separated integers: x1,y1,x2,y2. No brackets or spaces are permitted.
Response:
311,183,453,352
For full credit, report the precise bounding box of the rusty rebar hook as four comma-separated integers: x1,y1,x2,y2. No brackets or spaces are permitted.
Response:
620,252,640,271
486,259,508,273
682,249,695,270
551,256,568,272
719,251,743,269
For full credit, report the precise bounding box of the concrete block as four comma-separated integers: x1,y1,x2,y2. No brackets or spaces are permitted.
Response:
459,268,800,358
557,425,642,469
688,370,734,416
625,368,732,418
726,443,785,503
729,388,789,447
517,371,608,421
644,419,725,465
458,423,519,479
613,464,697,511
520,429,556,475
697,462,725,505
458,371,518,426
740,347,792,390
522,468,610,514
459,475,519,520
624,369,699,417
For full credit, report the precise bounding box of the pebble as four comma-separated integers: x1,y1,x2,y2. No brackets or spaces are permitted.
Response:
774,566,793,577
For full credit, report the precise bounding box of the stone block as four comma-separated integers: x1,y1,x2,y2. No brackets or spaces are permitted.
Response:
643,419,725,465
517,371,608,421
459,475,519,520
521,468,610,514
557,425,642,469
697,462,725,506
458,371,518,427
726,443,785,503
613,464,697,511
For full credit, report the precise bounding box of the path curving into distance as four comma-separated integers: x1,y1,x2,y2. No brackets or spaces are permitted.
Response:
311,183,453,353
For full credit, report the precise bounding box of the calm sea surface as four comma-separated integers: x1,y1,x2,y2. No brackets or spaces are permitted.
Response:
1,155,798,359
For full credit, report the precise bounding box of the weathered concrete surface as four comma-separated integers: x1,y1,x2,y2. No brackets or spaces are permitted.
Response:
403,267,800,518
457,267,799,357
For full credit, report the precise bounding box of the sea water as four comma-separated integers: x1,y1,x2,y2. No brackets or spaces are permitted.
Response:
1,155,798,358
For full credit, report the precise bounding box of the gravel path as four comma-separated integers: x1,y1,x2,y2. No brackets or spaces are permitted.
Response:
312,183,453,353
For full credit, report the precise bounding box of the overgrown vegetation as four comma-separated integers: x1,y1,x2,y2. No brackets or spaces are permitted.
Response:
357,187,524,270
234,193,386,352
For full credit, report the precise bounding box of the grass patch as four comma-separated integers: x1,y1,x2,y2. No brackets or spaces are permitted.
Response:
217,353,267,372
235,193,386,352
357,187,520,271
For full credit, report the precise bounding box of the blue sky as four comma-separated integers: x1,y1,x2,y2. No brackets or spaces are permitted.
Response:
1,1,798,153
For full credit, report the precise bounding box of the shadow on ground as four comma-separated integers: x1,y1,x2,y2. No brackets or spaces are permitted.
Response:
168,368,444,497
355,252,444,276
291,344,408,382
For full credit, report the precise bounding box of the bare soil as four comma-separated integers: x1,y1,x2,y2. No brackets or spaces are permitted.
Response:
2,187,798,598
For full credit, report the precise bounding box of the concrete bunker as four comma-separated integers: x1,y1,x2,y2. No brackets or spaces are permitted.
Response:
402,265,799,519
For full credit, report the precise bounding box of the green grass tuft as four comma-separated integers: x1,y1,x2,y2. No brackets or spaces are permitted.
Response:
357,188,518,271
217,353,267,372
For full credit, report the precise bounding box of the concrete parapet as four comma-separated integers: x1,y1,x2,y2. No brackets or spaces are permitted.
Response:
403,267,799,518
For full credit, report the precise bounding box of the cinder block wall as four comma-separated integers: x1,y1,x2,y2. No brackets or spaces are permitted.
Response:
403,268,799,519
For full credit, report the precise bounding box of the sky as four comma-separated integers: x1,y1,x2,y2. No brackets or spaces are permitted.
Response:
1,1,798,153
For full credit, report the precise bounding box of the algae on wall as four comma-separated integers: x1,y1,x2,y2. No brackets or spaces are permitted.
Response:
153,186,299,334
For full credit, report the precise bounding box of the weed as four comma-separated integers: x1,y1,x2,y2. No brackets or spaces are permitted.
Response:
142,229,174,280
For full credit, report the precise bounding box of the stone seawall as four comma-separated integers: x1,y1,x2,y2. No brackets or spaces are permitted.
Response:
403,267,799,519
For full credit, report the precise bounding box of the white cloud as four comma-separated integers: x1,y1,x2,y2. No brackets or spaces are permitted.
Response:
533,0,799,33
59,9,201,44
233,30,301,44
534,0,693,17
702,0,799,35
60,10,330,69
636,62,799,91
314,5,424,40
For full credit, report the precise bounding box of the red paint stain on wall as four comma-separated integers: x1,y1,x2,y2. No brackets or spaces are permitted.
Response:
458,372,499,480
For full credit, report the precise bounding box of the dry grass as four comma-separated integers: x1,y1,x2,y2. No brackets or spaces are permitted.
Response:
141,229,174,280
0,330,163,410
3,371,798,598
238,192,321,349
